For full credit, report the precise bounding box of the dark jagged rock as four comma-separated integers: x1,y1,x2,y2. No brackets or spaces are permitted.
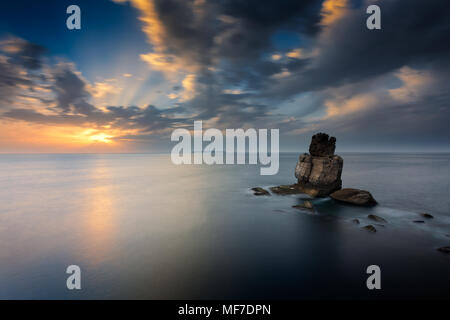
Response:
251,187,270,196
330,188,377,206
352,218,360,224
362,225,377,233
413,220,425,223
309,133,336,157
270,184,302,195
420,213,434,219
368,214,387,223
437,246,450,253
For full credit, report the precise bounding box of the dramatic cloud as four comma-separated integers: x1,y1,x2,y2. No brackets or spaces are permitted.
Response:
0,37,189,148
1,0,450,151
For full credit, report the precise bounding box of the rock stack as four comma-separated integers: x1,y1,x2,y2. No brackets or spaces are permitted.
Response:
295,133,343,197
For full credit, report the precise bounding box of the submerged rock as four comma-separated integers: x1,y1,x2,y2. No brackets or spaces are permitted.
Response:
302,200,314,209
413,220,425,223
330,188,377,206
295,133,343,197
362,225,377,233
352,218,360,224
437,246,450,253
270,184,302,195
251,187,270,196
368,214,387,223
292,200,314,212
420,213,434,219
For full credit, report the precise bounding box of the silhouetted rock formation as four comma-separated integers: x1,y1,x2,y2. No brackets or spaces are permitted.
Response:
309,133,336,157
295,133,343,197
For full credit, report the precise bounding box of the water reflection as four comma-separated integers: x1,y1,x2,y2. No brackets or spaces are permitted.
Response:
79,159,117,266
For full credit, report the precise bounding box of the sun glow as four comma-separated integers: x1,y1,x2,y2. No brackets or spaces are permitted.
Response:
88,132,114,144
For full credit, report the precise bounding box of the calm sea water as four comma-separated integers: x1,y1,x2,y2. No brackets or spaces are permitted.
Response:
0,153,449,299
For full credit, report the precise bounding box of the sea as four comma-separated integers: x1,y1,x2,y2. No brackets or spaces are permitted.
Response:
0,153,449,299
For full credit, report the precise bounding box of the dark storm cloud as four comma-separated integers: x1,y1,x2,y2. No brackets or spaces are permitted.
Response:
267,0,450,150
2,37,46,70
144,0,450,130
0,38,45,106
221,0,320,29
51,64,97,115
3,108,89,126
313,92,450,150
130,0,326,126
272,0,450,96
150,0,320,67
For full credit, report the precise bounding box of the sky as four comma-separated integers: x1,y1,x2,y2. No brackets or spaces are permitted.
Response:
0,0,450,153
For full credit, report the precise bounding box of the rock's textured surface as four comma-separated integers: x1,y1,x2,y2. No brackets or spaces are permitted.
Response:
330,188,377,206
295,146,343,197
309,133,336,157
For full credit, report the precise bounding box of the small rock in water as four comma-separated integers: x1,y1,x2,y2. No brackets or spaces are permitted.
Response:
368,214,387,223
437,246,450,253
302,200,314,209
413,220,425,223
270,184,302,195
362,225,377,233
292,200,315,212
251,187,270,196
352,218,360,224
330,188,377,206
420,213,434,219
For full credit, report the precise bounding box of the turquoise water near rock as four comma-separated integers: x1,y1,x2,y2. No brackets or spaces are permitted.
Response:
0,153,449,299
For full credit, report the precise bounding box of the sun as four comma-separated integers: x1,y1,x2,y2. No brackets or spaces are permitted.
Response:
88,132,114,144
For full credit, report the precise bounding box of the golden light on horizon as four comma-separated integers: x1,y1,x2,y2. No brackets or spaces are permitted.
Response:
0,120,140,152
